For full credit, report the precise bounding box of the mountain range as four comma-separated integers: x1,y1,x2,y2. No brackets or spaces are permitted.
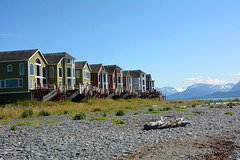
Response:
157,82,240,100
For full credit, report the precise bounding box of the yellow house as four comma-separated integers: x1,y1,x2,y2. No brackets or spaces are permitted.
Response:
75,61,91,85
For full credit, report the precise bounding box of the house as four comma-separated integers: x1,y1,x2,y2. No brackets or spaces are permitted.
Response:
127,70,146,92
75,61,91,85
122,71,132,92
146,74,155,92
104,65,123,90
89,64,108,90
43,52,76,89
0,49,48,102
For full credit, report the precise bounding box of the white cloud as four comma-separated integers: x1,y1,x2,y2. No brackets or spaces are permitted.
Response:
183,76,231,85
230,73,240,78
176,88,187,92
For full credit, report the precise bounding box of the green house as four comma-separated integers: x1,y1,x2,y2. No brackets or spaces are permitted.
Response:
43,52,76,89
0,49,48,102
75,61,91,85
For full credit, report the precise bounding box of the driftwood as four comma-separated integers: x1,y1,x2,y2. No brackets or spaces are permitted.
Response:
144,116,190,130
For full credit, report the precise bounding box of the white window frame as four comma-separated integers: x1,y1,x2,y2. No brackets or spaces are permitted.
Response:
30,63,34,75
7,64,12,72
18,78,23,88
19,63,24,75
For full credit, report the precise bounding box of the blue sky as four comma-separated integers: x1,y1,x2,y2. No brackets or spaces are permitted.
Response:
1,0,240,90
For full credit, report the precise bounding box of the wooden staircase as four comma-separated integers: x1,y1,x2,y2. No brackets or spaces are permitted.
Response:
43,89,58,101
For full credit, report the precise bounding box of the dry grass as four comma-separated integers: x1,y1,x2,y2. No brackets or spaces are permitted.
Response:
0,99,204,120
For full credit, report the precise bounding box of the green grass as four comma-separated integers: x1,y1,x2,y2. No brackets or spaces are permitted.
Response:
10,125,16,130
1,122,10,125
149,111,164,114
16,120,44,126
224,112,234,115
88,117,106,121
186,113,193,115
44,120,61,124
35,126,43,129
175,108,189,112
208,108,213,110
107,115,117,118
112,119,126,124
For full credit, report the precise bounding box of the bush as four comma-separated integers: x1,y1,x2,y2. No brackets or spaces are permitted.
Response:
112,119,126,124
227,102,236,108
93,108,102,112
10,125,16,130
134,112,139,115
102,112,107,117
224,112,234,115
64,110,69,115
148,107,154,111
73,113,86,120
162,106,172,111
116,110,125,116
21,108,33,118
88,117,106,121
38,110,51,116
192,104,197,107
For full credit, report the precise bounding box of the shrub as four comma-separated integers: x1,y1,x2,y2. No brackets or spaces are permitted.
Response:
162,106,172,111
224,112,234,115
112,119,126,124
192,104,197,107
93,108,102,112
38,110,51,116
73,113,86,120
102,112,107,117
64,110,69,115
10,125,16,130
116,110,125,116
134,112,139,115
227,102,236,108
21,108,33,118
148,107,154,112
88,117,106,121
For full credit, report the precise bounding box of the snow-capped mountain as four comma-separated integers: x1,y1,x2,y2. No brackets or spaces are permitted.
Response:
155,86,179,96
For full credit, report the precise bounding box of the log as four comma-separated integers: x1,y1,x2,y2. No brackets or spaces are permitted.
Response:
144,117,190,130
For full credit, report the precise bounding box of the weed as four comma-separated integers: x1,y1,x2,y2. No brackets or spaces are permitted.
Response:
107,115,117,118
112,119,126,124
116,110,125,116
224,112,234,115
10,125,16,130
73,113,86,120
38,110,51,116
162,106,172,111
175,108,189,112
64,110,69,115
227,103,236,108
21,108,33,118
208,108,213,110
125,106,132,109
88,117,106,121
93,108,102,112
148,107,154,111
102,112,107,117
149,111,164,114
192,104,197,107
186,113,193,115
192,111,204,114
134,112,139,115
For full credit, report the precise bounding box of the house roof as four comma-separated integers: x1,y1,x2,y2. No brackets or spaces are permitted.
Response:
146,74,152,81
89,64,103,73
43,52,75,65
0,49,39,62
122,71,132,77
104,65,122,74
127,70,146,78
75,61,87,69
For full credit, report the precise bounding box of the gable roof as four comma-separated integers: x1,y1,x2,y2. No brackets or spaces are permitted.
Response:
146,74,152,81
0,49,39,62
104,65,122,74
122,71,132,77
75,61,87,69
43,52,75,65
89,64,103,73
127,70,146,78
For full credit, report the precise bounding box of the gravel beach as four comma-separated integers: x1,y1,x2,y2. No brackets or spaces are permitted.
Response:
0,105,240,160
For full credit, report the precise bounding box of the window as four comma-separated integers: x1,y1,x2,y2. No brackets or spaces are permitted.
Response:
143,80,145,85
67,68,71,77
67,79,71,85
114,77,116,83
35,58,41,64
59,67,62,77
118,84,121,88
118,77,121,83
0,80,5,88
123,78,126,84
18,79,23,87
76,70,80,78
6,79,18,88
103,74,106,83
118,70,121,74
73,79,75,85
128,78,131,84
7,65,12,72
72,59,74,64
30,64,34,75
73,68,75,77
84,71,90,79
67,59,71,64
30,79,33,89
142,74,144,77
99,75,101,82
50,67,54,78
85,66,88,71
19,63,24,75
92,74,95,82
42,67,46,77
